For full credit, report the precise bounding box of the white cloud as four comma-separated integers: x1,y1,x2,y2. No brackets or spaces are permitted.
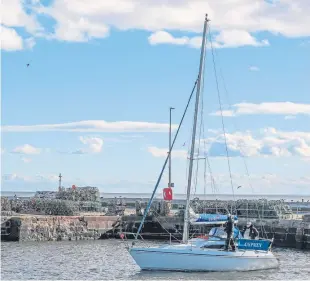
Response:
2,173,26,181
147,146,187,159
146,128,310,159
211,102,310,117
51,16,109,42
2,120,177,133
2,0,310,49
0,25,23,51
39,0,310,38
12,144,41,155
148,31,192,47
213,30,269,48
2,173,58,183
0,0,40,33
24,37,36,49
249,66,260,71
148,31,202,49
206,128,310,158
215,110,236,117
148,30,269,49
0,0,42,51
73,136,104,154
0,26,36,51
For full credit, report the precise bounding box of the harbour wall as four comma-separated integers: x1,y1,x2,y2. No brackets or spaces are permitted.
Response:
1,215,119,242
107,214,310,250
2,191,310,202
2,213,310,250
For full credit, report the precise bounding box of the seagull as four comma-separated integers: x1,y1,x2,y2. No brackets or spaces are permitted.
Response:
237,186,242,189
26,60,32,67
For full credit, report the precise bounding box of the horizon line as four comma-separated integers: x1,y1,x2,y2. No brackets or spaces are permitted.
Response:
1,191,309,197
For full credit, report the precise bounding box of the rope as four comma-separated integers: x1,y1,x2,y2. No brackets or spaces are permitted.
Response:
208,29,236,211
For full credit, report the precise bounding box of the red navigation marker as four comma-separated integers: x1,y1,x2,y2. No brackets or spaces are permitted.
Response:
163,187,173,201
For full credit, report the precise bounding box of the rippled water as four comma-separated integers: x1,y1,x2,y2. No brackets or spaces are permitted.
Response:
1,240,309,280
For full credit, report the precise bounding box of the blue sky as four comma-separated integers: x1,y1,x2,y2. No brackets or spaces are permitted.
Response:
1,0,310,195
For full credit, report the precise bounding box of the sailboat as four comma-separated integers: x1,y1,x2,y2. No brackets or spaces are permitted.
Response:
128,14,279,272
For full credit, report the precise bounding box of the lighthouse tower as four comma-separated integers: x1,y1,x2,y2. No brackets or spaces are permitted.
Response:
58,173,62,192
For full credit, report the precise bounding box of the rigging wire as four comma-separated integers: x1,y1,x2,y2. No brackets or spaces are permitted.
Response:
184,120,193,194
192,27,208,198
211,41,258,195
193,80,204,195
191,26,223,215
200,91,221,212
208,29,236,213
152,209,182,242
136,78,198,238
190,25,223,214
200,100,219,197
188,31,208,197
208,27,268,237
200,93,208,198
195,40,219,197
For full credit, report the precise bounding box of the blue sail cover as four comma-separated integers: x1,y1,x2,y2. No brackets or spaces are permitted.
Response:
238,239,271,251
194,214,238,224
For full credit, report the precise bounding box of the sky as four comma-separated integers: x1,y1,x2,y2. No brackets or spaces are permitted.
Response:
1,0,310,195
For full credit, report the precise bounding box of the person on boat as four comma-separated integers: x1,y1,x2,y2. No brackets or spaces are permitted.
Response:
241,222,259,240
223,214,236,251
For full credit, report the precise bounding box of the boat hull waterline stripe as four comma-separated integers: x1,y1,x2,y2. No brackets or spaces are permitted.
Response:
131,249,275,259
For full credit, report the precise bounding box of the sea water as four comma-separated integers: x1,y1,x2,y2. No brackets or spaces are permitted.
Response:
1,239,309,280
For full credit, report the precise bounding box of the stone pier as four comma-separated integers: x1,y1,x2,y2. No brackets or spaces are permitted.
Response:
1,214,119,242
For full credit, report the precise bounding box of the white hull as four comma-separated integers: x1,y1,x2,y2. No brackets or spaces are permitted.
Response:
129,244,279,272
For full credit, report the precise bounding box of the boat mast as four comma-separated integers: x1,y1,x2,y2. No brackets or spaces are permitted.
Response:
182,14,209,243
